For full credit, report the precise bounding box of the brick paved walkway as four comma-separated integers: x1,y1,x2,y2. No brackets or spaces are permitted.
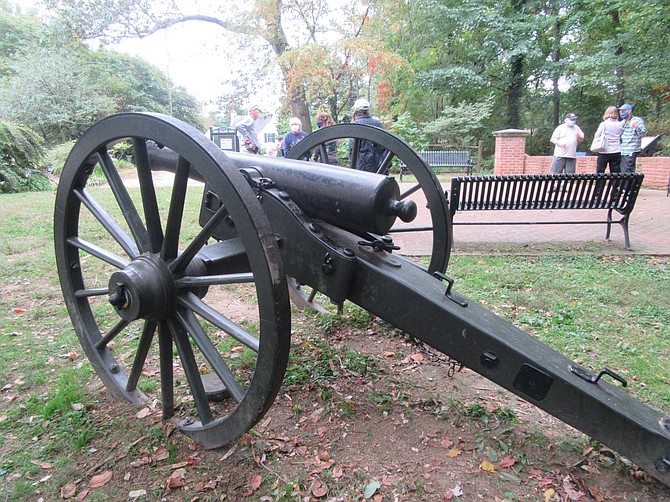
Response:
393,184,669,256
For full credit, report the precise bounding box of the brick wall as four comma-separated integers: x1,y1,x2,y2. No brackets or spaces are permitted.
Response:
493,129,669,189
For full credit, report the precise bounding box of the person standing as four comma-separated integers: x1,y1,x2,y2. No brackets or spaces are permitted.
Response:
618,104,647,173
280,117,308,157
230,105,263,154
594,106,623,174
349,98,386,172
549,112,585,174
314,111,338,165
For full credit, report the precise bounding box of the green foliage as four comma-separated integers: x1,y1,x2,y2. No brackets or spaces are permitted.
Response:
0,45,117,143
389,112,429,150
423,97,494,148
0,121,51,193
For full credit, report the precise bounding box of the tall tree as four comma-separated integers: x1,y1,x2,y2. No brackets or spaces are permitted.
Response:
44,0,393,130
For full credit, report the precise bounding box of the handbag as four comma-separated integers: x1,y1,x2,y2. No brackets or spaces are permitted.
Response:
590,124,607,153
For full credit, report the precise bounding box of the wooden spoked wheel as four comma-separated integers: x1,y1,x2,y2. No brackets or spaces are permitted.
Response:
286,123,451,311
54,112,291,449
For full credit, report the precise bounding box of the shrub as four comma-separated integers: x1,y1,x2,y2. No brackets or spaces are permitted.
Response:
0,121,51,193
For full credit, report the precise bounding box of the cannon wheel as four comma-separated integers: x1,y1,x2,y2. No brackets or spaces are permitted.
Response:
286,123,451,310
54,112,291,449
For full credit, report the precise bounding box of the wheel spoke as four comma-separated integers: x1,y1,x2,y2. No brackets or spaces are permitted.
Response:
400,182,422,199
176,308,246,403
97,148,151,253
376,149,394,175
126,321,157,392
319,144,328,163
67,236,129,269
158,321,174,419
74,188,139,258
168,317,214,425
161,155,191,260
95,318,130,350
175,273,255,288
133,139,164,253
178,292,259,352
170,204,229,274
350,137,361,169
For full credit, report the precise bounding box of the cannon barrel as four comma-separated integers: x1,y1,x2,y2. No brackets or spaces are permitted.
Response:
147,143,416,236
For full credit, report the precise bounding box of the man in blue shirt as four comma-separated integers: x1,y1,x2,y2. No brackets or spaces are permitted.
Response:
618,104,647,173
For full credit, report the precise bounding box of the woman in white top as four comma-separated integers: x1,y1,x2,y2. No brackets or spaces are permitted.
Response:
595,106,623,173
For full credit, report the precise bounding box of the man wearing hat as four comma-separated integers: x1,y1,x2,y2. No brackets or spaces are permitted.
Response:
349,98,386,172
549,112,585,174
618,104,647,173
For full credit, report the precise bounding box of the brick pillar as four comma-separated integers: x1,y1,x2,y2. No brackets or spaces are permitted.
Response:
493,129,530,175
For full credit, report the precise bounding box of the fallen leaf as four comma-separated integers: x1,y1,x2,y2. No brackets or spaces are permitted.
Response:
89,470,113,488
248,473,262,492
153,447,169,462
452,485,464,497
136,407,152,419
167,468,186,490
13,307,27,313
410,352,424,362
479,460,496,473
60,481,77,499
128,489,147,500
75,490,90,500
446,448,462,458
311,479,328,498
332,465,343,478
31,460,53,469
544,488,556,502
439,438,454,449
363,481,381,499
563,475,585,501
383,351,395,357
538,478,555,488
499,456,515,468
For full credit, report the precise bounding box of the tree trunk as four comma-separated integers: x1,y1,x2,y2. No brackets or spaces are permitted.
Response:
611,10,624,103
507,54,524,129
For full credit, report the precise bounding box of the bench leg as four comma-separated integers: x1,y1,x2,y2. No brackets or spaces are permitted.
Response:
607,208,632,250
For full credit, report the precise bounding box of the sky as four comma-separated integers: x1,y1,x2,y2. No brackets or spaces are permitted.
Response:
112,22,237,109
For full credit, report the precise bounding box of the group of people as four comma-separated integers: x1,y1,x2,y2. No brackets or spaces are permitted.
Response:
230,99,387,173
550,104,647,175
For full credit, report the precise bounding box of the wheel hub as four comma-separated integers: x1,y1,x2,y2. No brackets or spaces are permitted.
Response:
108,255,176,322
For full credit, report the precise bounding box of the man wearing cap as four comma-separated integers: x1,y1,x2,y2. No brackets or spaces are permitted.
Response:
349,98,386,172
618,104,647,173
230,105,263,154
549,112,585,174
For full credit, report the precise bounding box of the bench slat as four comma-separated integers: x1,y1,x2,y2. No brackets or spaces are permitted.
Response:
448,173,645,249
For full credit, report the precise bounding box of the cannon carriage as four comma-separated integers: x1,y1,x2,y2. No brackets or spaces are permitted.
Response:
54,113,669,486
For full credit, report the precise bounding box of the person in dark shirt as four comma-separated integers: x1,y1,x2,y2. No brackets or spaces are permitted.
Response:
349,98,386,173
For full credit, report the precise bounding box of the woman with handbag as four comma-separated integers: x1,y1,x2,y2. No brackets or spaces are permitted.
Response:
593,106,623,173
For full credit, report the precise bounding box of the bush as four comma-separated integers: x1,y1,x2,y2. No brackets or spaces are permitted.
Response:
0,122,51,193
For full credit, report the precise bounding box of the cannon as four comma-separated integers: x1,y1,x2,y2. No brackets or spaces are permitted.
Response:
54,113,670,486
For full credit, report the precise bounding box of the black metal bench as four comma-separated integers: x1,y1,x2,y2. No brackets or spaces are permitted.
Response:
448,173,645,249
400,150,472,180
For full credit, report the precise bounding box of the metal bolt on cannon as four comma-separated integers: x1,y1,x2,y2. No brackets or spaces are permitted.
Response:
53,112,670,487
